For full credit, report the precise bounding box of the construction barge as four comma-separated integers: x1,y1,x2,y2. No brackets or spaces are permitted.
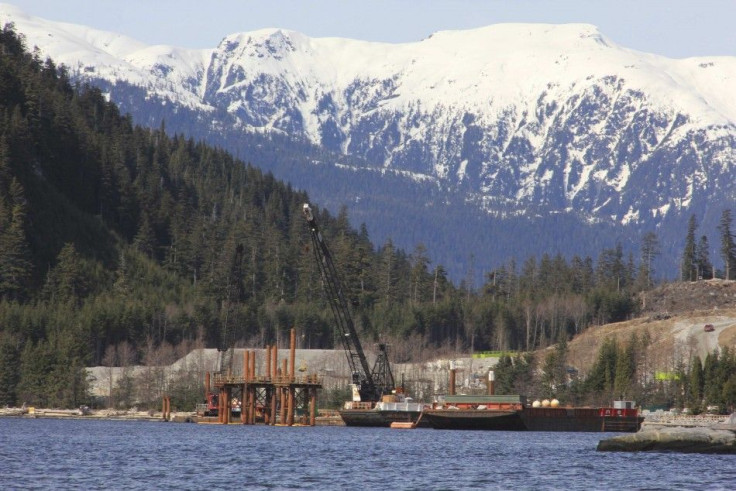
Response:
339,394,430,427
421,395,643,432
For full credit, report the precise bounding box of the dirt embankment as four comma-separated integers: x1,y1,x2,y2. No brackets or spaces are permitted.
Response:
565,279,736,374
640,278,736,315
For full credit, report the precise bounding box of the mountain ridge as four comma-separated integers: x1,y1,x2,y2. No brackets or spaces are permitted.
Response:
4,3,736,281
7,8,734,124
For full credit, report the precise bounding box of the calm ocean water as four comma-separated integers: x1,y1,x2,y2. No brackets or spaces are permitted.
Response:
1,418,734,490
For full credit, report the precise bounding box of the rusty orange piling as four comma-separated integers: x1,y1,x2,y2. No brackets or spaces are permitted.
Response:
224,386,232,424
243,351,255,425
488,370,495,396
280,360,288,424
243,350,251,424
270,345,278,425
249,350,256,424
205,331,322,426
244,352,251,424
218,387,226,424
310,390,317,426
287,329,296,426
162,396,171,421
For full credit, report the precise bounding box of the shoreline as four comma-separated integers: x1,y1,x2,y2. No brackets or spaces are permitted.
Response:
598,413,736,453
0,406,345,425
1,406,188,422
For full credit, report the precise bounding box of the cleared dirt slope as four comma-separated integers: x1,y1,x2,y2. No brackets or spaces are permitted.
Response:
565,279,736,375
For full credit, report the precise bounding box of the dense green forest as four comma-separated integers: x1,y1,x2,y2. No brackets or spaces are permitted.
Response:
2,25,736,412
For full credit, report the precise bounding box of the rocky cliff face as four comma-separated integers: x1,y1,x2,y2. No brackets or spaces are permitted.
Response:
189,26,736,227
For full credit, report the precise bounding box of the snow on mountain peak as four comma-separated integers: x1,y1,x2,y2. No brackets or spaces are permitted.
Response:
3,3,736,228
3,3,734,125
424,22,611,51
218,28,304,57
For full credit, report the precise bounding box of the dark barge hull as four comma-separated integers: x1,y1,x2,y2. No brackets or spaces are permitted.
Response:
339,409,427,427
421,409,525,430
422,408,642,432
522,407,641,432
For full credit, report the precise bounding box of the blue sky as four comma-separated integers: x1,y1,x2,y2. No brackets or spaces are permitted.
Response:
11,0,736,58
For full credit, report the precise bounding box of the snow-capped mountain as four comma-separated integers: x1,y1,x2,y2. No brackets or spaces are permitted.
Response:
3,3,736,278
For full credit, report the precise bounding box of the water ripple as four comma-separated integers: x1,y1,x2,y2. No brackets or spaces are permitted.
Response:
2,420,735,490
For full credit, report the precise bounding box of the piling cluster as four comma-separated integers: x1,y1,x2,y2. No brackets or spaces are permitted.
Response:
204,328,322,426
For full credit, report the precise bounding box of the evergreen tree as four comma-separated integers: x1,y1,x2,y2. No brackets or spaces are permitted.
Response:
702,351,722,407
133,212,157,259
541,335,568,398
681,215,698,281
16,341,54,407
613,338,635,398
520,256,537,299
688,356,704,411
493,354,515,394
596,244,626,292
570,255,594,295
0,332,20,405
586,337,618,395
431,265,450,306
43,243,89,303
696,235,713,280
409,244,431,306
638,231,659,289
0,178,33,301
377,239,398,307
718,209,736,280
722,375,736,414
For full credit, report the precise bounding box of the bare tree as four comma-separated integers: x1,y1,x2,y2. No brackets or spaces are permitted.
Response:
114,341,137,408
101,345,117,409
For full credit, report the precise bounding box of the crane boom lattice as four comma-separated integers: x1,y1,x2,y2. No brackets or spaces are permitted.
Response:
303,203,394,402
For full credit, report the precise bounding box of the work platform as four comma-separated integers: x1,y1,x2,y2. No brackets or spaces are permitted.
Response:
199,329,323,426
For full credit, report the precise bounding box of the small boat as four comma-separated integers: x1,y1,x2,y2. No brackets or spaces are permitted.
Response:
390,421,417,429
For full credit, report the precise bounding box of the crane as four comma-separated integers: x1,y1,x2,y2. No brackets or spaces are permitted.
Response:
302,203,395,402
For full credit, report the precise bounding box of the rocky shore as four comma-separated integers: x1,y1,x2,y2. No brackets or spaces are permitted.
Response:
1,406,344,425
0,406,194,422
598,414,736,454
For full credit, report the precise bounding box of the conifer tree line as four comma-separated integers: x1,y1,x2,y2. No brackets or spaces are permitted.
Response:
680,211,736,282
0,26,734,411
493,335,736,413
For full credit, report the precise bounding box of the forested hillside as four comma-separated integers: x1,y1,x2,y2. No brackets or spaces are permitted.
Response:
0,25,712,410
